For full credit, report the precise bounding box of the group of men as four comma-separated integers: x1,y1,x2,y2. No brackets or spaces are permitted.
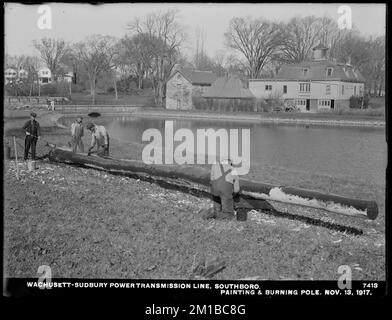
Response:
23,113,110,160
70,117,110,156
23,113,240,220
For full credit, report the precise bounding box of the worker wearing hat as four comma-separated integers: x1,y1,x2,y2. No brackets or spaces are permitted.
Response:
202,159,240,220
86,122,109,156
71,117,84,153
22,112,41,161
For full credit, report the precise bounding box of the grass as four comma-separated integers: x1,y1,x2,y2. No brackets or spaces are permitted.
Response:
68,91,155,106
3,160,385,280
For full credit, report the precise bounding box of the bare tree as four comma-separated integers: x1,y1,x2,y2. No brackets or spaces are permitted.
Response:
72,35,115,104
127,9,187,106
278,16,323,63
32,38,68,80
224,17,285,78
119,34,153,90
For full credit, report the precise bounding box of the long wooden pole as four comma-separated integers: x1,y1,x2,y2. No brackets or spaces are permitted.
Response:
13,136,19,180
48,148,379,220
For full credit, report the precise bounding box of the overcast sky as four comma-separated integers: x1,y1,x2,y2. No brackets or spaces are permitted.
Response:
5,3,386,59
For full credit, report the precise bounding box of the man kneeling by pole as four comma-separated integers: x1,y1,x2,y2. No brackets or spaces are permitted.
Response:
202,159,240,220
86,122,109,157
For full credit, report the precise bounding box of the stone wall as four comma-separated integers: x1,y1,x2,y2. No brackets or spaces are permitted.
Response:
166,73,193,110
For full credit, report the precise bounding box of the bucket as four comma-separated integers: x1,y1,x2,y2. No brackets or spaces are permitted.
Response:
236,209,247,221
27,160,36,172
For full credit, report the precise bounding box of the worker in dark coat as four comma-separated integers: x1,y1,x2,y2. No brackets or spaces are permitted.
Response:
202,159,240,220
22,112,41,160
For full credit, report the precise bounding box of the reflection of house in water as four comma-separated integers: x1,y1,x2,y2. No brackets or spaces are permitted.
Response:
166,68,217,110
38,67,52,84
248,44,365,112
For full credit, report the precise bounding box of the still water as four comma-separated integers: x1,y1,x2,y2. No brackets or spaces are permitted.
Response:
64,116,387,186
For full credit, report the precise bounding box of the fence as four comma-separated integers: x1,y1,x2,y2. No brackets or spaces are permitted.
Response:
59,104,144,114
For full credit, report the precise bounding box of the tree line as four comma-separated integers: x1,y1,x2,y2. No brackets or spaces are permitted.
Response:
5,10,385,105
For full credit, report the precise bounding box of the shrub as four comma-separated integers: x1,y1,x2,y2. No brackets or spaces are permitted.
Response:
254,98,271,112
349,95,369,109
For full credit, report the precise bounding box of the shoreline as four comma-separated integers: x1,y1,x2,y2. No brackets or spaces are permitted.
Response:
61,110,385,128
4,108,385,128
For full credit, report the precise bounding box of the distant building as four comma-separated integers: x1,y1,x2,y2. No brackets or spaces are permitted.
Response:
38,67,52,84
166,68,217,110
248,44,365,112
18,69,28,81
4,68,17,84
57,71,74,83
203,75,255,111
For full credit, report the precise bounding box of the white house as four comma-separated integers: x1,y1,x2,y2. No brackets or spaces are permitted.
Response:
4,68,17,84
166,68,217,110
248,44,365,112
18,69,28,81
38,67,52,84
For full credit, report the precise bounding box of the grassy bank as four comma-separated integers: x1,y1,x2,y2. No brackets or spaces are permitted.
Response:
3,160,385,280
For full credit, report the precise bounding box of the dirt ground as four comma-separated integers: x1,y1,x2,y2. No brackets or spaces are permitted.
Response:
3,111,385,280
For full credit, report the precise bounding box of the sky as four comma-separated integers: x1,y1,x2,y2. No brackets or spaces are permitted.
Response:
4,3,386,59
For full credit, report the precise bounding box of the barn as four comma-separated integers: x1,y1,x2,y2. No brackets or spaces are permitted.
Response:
248,44,366,112
202,75,255,112
166,68,217,110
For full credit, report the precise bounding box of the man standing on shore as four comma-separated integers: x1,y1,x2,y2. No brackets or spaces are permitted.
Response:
71,117,84,153
86,123,110,157
22,112,41,161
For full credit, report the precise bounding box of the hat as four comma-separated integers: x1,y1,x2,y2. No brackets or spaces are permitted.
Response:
86,123,95,130
30,112,37,118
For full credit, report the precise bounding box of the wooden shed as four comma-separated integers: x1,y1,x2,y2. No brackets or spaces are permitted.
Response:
201,75,255,112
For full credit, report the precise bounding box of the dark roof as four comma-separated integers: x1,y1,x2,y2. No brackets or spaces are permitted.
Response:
203,75,255,99
257,60,365,83
312,43,329,50
171,69,217,85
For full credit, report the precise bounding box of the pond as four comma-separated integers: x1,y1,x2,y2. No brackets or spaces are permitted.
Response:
61,115,387,188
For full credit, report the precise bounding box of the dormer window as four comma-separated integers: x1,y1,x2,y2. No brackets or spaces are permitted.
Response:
326,68,333,77
302,68,309,76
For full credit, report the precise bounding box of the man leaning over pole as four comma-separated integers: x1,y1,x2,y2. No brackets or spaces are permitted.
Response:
86,122,110,157
202,159,240,220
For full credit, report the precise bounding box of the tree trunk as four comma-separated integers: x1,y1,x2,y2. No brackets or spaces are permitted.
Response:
90,75,96,105
113,72,118,100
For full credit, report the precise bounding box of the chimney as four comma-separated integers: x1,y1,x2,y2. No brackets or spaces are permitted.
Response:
312,43,329,61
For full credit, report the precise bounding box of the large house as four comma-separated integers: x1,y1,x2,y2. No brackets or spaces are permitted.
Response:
38,67,52,84
166,68,217,110
248,44,365,112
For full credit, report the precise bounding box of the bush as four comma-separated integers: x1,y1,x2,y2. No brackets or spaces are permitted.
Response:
254,98,271,112
349,95,369,109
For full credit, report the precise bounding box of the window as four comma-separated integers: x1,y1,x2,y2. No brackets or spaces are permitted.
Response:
302,68,309,76
354,86,357,95
342,85,345,95
296,99,306,106
326,68,333,76
326,85,331,95
265,85,272,91
299,83,310,92
318,100,331,107
283,85,287,94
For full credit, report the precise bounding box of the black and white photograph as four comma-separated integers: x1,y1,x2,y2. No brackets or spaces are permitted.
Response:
3,2,387,302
